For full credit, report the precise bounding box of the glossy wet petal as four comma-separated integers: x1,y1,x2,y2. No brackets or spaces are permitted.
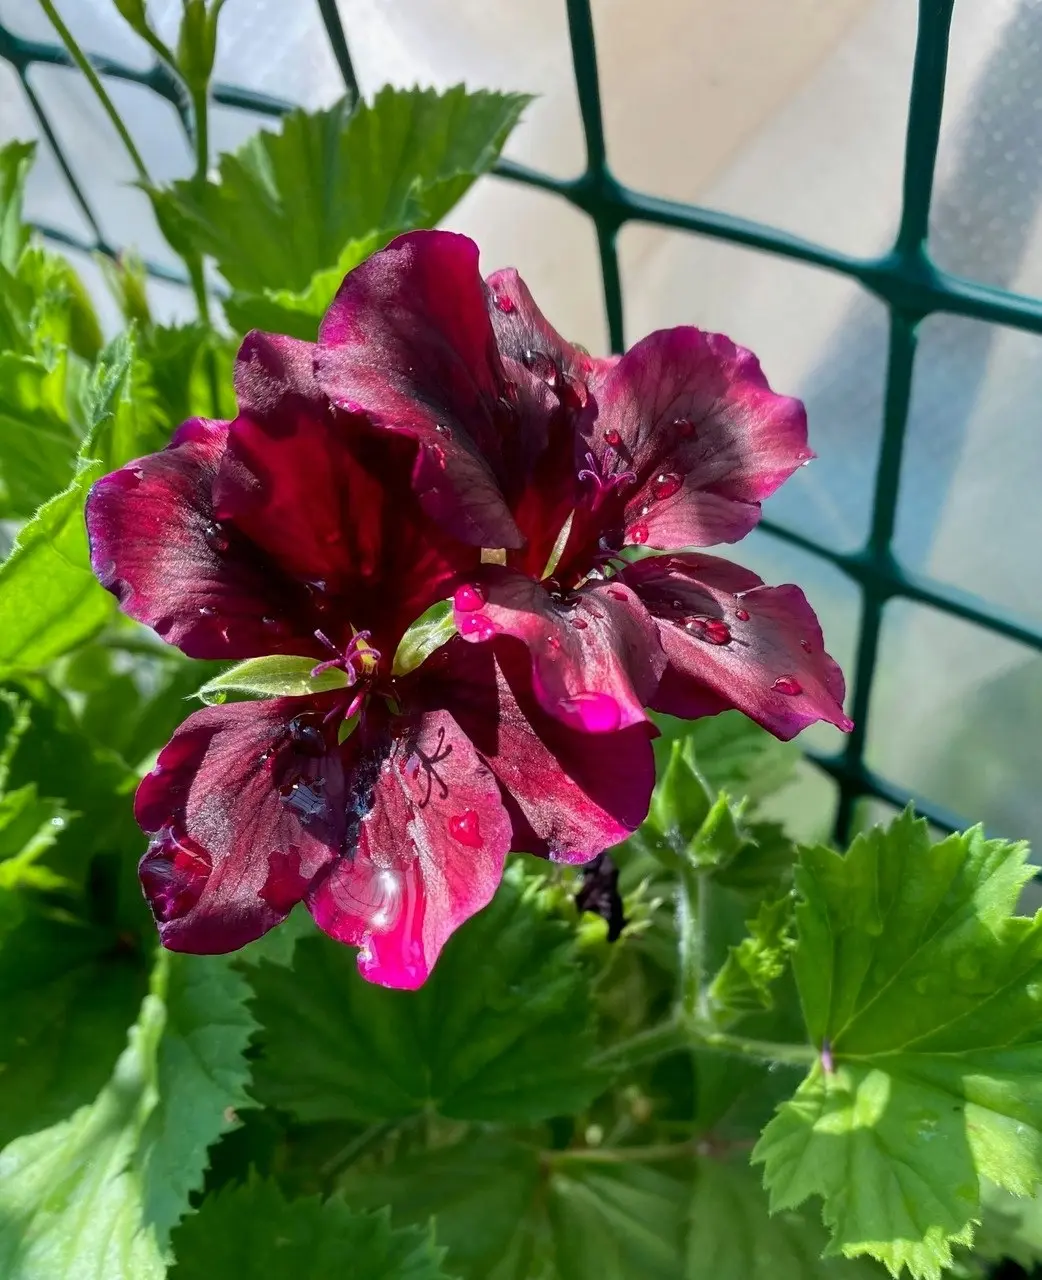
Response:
416,638,656,862
621,553,852,739
585,327,810,548
315,230,526,548
306,707,511,989
451,567,665,732
86,418,318,660
134,697,352,952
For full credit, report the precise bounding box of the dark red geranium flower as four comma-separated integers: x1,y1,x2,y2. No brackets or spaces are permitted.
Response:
87,330,654,988
314,230,851,741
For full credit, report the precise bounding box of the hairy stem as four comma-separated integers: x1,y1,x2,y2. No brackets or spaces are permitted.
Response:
594,1017,817,1078
36,0,151,185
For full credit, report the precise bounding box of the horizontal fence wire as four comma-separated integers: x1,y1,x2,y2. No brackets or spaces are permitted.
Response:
1,0,1040,850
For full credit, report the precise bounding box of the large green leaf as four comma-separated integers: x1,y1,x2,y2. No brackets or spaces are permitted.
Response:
0,950,256,1279
171,1177,449,1279
251,872,604,1124
754,809,1042,1279
0,141,34,272
0,353,80,519
158,85,529,296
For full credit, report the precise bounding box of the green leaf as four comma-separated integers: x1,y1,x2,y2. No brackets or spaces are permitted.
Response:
392,599,456,676
197,654,350,704
0,140,34,272
652,709,797,806
0,910,147,1148
0,950,256,1279
171,1177,449,1279
97,251,153,330
158,86,529,294
708,894,794,1021
251,872,604,1124
754,809,1042,1279
0,353,80,519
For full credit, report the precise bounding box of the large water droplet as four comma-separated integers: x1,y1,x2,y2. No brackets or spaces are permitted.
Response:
493,292,515,314
449,809,484,848
735,607,750,622
454,584,485,613
651,472,682,501
627,521,650,546
701,620,731,646
571,617,589,630
772,676,802,696
289,716,326,757
558,691,621,732
603,428,622,448
139,830,212,923
522,349,557,385
458,613,496,641
368,868,404,932
203,520,229,553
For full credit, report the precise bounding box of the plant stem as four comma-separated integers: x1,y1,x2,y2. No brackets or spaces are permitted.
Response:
594,1017,817,1077
675,861,704,1020
693,1027,816,1068
592,1019,692,1074
191,87,210,186
36,0,151,185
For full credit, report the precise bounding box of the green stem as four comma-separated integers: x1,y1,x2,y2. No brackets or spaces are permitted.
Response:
549,1140,700,1166
191,86,210,186
676,861,704,1020
592,1019,691,1075
36,0,150,185
693,1027,817,1068
594,1018,817,1077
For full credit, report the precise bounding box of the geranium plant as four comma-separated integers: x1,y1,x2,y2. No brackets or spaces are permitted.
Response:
0,5,1039,1280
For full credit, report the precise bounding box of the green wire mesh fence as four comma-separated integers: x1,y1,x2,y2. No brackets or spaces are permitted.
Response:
2,0,1040,852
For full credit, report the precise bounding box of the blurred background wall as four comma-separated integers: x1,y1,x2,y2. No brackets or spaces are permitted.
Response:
1,0,1040,850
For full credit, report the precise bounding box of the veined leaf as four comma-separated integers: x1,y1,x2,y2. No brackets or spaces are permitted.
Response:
392,599,456,676
196,654,350,704
754,809,1042,1279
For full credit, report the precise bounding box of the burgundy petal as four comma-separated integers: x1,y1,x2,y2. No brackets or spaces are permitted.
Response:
306,707,511,989
621,553,852,740
86,419,319,660
416,638,656,862
134,697,352,952
451,567,665,732
585,328,810,549
216,330,479,656
315,230,524,548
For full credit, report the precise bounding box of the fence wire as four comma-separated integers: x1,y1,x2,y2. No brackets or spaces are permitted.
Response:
1,0,1039,852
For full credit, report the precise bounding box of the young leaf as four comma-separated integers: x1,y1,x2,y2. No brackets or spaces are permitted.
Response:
196,655,350,704
0,353,80,519
707,894,794,1021
754,809,1042,1279
251,872,604,1124
156,86,530,294
392,599,456,676
170,1177,450,1280
0,950,256,1279
0,140,34,271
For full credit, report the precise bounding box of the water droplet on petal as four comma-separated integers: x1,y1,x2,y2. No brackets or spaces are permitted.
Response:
558,691,621,732
434,422,452,438
454,584,485,612
203,520,229,552
800,639,812,652
449,809,484,848
428,443,447,469
289,716,326,757
547,634,561,651
140,830,212,923
522,348,557,385
561,373,588,408
458,613,496,641
493,292,516,314
368,868,404,932
684,616,707,634
608,588,627,601
651,472,682,500
735,608,750,622
772,675,802,696
627,521,650,546
571,617,588,630
342,399,364,415
198,605,216,618
673,417,695,437
604,428,622,448
702,621,731,645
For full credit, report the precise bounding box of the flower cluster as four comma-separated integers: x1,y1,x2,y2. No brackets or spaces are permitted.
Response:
87,230,850,989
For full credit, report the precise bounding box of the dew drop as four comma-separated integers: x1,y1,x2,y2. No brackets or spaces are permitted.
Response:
800,639,812,652
434,422,452,438
547,635,561,651
701,621,731,646
493,292,516,314
571,617,589,630
522,348,557,385
608,588,627,601
454,584,485,613
203,520,229,552
651,472,682,501
671,599,683,610
198,605,216,618
673,417,695,437
627,521,650,546
449,809,484,849
1028,982,1042,1002
342,399,364,415
561,373,588,408
684,616,707,634
139,830,212,923
289,716,326,757
603,428,623,448
772,675,802,696
735,607,750,622
558,691,621,732
458,613,496,641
